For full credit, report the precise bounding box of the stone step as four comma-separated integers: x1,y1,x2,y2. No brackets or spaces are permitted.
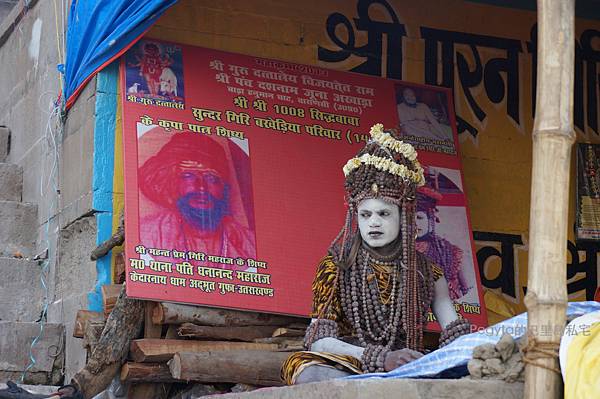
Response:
0,163,22,201
0,257,43,322
0,321,64,385
216,379,524,399
0,127,8,163
0,200,37,257
0,382,59,396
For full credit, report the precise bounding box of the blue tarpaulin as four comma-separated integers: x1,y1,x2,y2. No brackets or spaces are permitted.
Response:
65,0,178,108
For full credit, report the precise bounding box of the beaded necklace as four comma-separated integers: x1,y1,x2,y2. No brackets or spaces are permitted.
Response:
340,244,404,350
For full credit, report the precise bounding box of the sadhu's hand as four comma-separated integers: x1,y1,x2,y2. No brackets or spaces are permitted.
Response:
384,348,423,371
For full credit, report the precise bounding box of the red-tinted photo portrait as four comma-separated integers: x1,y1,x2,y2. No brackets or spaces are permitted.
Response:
137,127,257,269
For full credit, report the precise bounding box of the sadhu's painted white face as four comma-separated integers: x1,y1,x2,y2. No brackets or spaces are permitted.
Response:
415,210,430,238
357,198,401,247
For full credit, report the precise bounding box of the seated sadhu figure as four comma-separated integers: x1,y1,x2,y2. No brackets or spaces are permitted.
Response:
282,124,471,384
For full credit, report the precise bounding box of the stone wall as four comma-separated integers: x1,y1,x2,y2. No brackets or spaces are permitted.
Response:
0,0,98,382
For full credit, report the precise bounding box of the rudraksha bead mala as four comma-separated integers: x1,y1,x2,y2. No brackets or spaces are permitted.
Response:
303,318,339,349
439,318,471,347
361,343,390,373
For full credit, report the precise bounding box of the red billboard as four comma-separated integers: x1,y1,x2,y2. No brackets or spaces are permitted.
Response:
121,38,487,328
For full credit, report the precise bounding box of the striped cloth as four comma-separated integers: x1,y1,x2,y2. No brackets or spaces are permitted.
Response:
347,301,600,380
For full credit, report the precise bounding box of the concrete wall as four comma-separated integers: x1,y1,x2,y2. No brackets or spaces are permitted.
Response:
0,1,17,24
0,0,97,277
0,0,97,382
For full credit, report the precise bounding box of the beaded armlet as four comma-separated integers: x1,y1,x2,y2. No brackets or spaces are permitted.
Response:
303,319,339,349
439,318,471,347
360,344,390,373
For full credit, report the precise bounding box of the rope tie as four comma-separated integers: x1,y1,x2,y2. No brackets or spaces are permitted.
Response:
521,331,561,374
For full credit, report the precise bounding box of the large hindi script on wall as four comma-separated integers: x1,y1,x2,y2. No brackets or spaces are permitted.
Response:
120,38,487,328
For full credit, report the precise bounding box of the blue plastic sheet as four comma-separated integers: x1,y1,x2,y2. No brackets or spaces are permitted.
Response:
65,0,178,108
347,301,600,380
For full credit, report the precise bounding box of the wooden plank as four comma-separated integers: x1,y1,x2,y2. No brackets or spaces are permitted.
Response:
83,321,105,353
286,322,310,329
144,302,162,338
71,285,145,399
177,323,277,341
73,310,104,338
114,252,126,284
127,383,169,399
169,350,289,386
252,337,303,351
130,339,282,363
90,213,124,261
139,303,171,399
121,362,180,383
164,324,179,339
271,327,305,338
101,284,123,318
152,302,303,326
253,337,303,345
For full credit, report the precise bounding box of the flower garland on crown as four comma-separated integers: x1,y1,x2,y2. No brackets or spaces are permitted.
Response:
342,123,425,186
369,123,418,161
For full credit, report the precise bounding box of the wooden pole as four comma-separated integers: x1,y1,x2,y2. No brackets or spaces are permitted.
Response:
130,339,284,363
525,1,574,398
144,302,163,338
169,350,289,386
177,323,278,341
121,363,180,383
71,286,145,399
101,284,123,318
131,303,171,398
90,214,124,261
73,310,104,338
152,302,302,326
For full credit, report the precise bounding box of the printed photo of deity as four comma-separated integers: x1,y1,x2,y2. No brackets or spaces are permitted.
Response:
125,39,185,105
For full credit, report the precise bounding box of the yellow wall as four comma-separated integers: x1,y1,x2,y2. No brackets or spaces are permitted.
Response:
126,0,600,321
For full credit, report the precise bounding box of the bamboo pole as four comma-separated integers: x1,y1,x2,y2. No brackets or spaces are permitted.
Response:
524,1,574,398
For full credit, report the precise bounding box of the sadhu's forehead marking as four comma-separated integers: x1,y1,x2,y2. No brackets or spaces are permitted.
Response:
179,160,217,172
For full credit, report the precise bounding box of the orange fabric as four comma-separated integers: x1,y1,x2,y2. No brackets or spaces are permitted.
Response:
139,132,231,209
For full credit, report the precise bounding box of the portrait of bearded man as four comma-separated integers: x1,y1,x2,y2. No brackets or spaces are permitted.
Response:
137,130,256,267
396,86,453,143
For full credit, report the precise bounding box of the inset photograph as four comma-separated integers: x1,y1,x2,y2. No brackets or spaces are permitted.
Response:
136,126,257,269
395,84,456,154
126,39,185,106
